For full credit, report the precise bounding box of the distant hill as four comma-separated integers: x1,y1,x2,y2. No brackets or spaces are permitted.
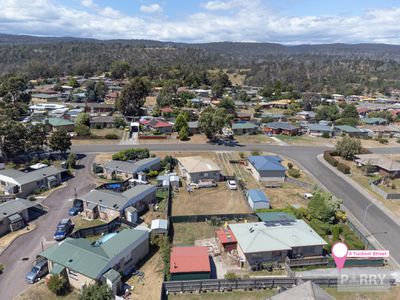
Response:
1,33,400,60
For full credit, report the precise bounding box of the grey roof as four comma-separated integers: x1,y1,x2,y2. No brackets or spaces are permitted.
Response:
265,122,299,131
0,198,37,222
229,220,327,254
103,268,121,283
81,185,156,210
90,116,115,124
268,280,335,300
0,166,63,185
305,124,333,132
188,121,199,129
104,158,160,174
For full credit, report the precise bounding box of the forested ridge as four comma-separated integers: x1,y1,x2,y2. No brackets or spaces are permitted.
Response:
2,33,400,94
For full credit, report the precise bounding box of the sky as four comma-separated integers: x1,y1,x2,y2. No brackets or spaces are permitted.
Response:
1,0,400,44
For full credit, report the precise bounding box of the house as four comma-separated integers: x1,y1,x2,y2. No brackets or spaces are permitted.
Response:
0,166,64,197
82,102,114,115
232,122,259,135
247,156,287,182
296,111,316,120
354,154,400,178
31,93,60,103
334,125,368,137
103,158,161,180
170,246,211,281
304,124,334,137
80,184,157,221
236,112,252,121
188,121,201,135
40,228,149,294
160,107,174,116
260,113,287,122
156,173,180,189
268,280,334,300
215,227,237,253
260,99,292,109
90,116,116,129
358,125,400,138
0,198,37,236
141,118,173,134
177,156,221,183
247,189,270,210
151,219,168,235
361,117,388,125
263,122,300,136
45,117,75,132
228,220,327,267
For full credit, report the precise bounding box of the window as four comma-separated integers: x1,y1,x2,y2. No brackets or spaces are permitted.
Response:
99,206,107,212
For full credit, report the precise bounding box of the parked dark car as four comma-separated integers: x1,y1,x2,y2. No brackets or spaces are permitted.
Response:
25,259,48,283
53,218,73,240
68,202,83,216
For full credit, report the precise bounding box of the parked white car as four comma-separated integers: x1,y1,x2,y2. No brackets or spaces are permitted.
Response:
227,180,238,190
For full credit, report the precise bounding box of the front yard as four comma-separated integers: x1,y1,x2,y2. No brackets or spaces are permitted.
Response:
15,281,79,300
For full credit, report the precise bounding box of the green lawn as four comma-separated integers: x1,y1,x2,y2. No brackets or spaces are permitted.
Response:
90,128,123,138
72,216,105,231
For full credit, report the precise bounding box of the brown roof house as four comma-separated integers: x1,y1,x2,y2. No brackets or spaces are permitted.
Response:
354,154,400,178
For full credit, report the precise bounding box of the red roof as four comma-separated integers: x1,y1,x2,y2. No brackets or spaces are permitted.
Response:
154,121,172,128
160,107,174,113
170,247,210,274
357,107,370,113
216,228,237,244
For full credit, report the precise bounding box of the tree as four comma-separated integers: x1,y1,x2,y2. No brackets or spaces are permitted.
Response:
110,61,130,79
316,105,340,121
75,113,90,127
340,104,360,120
308,189,341,224
79,284,113,300
198,107,231,140
336,136,362,160
75,124,91,136
67,77,79,88
114,116,126,128
0,75,31,104
67,152,77,169
47,275,69,296
156,80,184,108
0,119,27,160
85,80,108,102
218,97,236,114
26,123,47,152
174,112,188,133
116,77,151,116
49,130,71,154
179,126,189,141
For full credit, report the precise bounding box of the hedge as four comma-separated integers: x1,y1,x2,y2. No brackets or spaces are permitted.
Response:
323,151,338,167
337,162,351,174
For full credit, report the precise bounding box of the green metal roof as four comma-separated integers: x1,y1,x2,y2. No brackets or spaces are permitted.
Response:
103,268,121,283
229,220,327,253
232,122,258,130
362,117,387,125
334,125,362,133
40,228,148,279
47,118,75,127
51,263,65,275
256,212,295,223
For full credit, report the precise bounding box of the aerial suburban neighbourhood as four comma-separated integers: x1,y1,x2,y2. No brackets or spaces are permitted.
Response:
1,1,400,300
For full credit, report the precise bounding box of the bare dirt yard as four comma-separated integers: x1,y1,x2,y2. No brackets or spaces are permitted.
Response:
139,133,209,144
127,249,164,300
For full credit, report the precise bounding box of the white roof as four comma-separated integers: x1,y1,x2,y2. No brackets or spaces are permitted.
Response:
151,219,168,230
178,156,221,173
229,220,327,254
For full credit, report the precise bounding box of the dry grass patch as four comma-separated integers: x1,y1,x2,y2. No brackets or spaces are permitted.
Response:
173,222,220,246
15,281,79,300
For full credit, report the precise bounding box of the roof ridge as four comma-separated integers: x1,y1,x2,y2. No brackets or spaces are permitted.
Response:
65,239,110,259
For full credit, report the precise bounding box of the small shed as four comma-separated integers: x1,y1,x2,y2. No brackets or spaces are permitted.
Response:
170,246,211,281
215,227,237,252
151,219,168,235
247,189,270,211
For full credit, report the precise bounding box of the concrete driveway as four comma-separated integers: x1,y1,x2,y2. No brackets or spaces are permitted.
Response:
0,154,97,300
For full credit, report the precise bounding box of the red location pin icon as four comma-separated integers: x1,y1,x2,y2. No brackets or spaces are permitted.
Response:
332,242,348,271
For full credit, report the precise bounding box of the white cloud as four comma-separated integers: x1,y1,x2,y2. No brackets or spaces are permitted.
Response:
202,1,235,10
81,0,95,8
139,3,162,14
1,0,400,44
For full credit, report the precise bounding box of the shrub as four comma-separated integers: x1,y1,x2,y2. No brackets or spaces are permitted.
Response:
225,272,239,280
79,284,113,300
0,264,4,274
287,162,293,169
112,148,150,161
288,168,300,178
105,133,119,140
178,126,189,141
322,132,330,138
251,150,261,156
337,163,351,174
392,183,397,190
375,137,388,144
74,124,91,137
332,224,341,242
323,151,338,167
47,275,69,296
147,170,159,177
67,152,77,169
397,138,400,144
239,152,245,159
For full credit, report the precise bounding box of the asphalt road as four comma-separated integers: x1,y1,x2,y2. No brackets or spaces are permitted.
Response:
71,143,400,265
0,154,96,300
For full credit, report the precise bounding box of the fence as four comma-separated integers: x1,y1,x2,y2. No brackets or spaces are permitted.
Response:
286,256,329,268
284,177,314,189
169,213,258,223
163,277,338,294
345,213,375,250
370,182,400,200
70,217,122,238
